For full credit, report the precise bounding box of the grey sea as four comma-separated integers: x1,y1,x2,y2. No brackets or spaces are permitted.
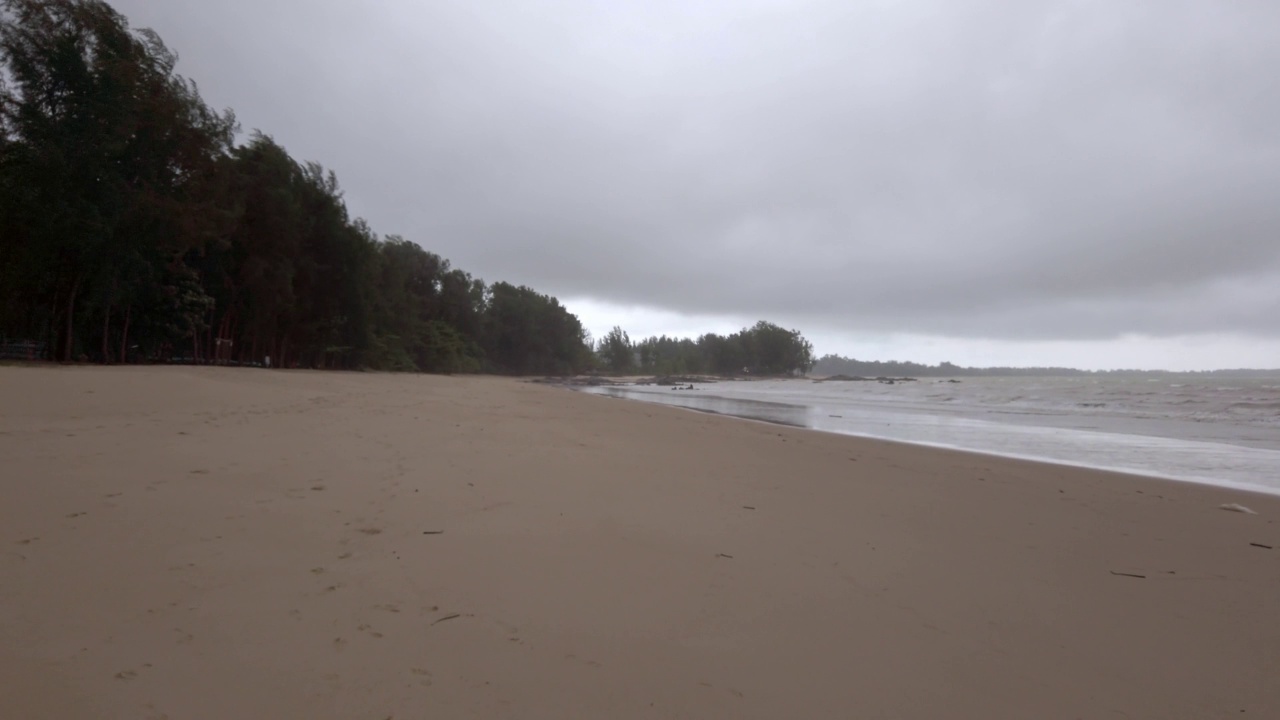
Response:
583,375,1280,496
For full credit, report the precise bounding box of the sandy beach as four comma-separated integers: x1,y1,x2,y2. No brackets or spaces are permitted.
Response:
2,365,1278,719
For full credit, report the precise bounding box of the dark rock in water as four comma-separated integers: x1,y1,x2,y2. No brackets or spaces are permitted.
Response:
815,374,917,384
648,375,715,386
528,376,623,387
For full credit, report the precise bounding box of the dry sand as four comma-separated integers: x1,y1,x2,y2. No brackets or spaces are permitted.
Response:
2,365,1278,719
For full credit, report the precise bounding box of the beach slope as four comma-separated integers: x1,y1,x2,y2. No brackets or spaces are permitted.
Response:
2,366,1277,719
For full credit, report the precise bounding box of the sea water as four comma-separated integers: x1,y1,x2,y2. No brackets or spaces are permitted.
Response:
581,376,1280,495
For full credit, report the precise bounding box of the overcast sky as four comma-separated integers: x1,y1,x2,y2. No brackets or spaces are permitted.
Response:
110,0,1280,370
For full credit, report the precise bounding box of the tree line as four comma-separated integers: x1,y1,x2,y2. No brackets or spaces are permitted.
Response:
596,321,814,376
812,356,1091,378
0,0,593,374
811,356,1279,377
0,0,818,377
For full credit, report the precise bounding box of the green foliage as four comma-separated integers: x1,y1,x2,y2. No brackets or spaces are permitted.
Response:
0,1,594,374
0,2,808,378
625,322,814,377
481,283,589,375
597,326,634,373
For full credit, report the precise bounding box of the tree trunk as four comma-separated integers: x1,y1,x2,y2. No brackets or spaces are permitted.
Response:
219,311,235,364
62,279,79,362
48,286,61,361
206,307,216,364
102,304,112,364
119,305,131,364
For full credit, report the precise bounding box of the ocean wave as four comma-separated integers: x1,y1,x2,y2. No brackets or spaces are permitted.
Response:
1228,401,1280,414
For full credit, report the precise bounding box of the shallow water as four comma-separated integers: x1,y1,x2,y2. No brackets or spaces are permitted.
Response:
582,376,1280,495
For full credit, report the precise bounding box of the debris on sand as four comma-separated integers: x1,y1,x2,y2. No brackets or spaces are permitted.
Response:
1219,503,1258,515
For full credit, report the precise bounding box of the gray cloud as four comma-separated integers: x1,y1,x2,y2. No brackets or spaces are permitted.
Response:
112,0,1280,341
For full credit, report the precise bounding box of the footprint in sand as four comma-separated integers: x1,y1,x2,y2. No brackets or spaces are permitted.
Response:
66,512,87,519
564,654,602,668
115,670,138,681
410,668,433,687
358,528,383,536
357,624,384,639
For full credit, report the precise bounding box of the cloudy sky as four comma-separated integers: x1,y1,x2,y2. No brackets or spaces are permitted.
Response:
111,0,1280,370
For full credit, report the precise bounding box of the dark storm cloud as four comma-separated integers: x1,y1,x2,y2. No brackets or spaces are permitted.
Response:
112,0,1280,340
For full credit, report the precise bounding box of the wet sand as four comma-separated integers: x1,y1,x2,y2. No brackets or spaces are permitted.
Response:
2,365,1278,719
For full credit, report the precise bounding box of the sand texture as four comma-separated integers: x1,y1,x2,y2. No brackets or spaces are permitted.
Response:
2,366,1278,719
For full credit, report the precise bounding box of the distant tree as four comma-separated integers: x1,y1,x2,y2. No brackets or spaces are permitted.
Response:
740,320,814,375
810,355,1093,378
482,283,591,375
598,326,634,373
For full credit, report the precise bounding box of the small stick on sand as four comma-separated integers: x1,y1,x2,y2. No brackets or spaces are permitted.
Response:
1109,571,1146,579
431,613,461,625
423,530,444,535
1249,543,1273,549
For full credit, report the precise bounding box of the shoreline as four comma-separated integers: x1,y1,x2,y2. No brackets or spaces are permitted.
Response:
4,365,1279,719
580,383,1280,498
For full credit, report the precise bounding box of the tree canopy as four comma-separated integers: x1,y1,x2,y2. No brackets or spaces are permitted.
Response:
0,0,593,373
604,321,814,377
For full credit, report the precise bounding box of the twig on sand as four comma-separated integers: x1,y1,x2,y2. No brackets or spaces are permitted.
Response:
431,613,461,626
742,506,756,510
1249,543,1273,549
422,530,444,535
716,553,734,559
1110,571,1146,579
